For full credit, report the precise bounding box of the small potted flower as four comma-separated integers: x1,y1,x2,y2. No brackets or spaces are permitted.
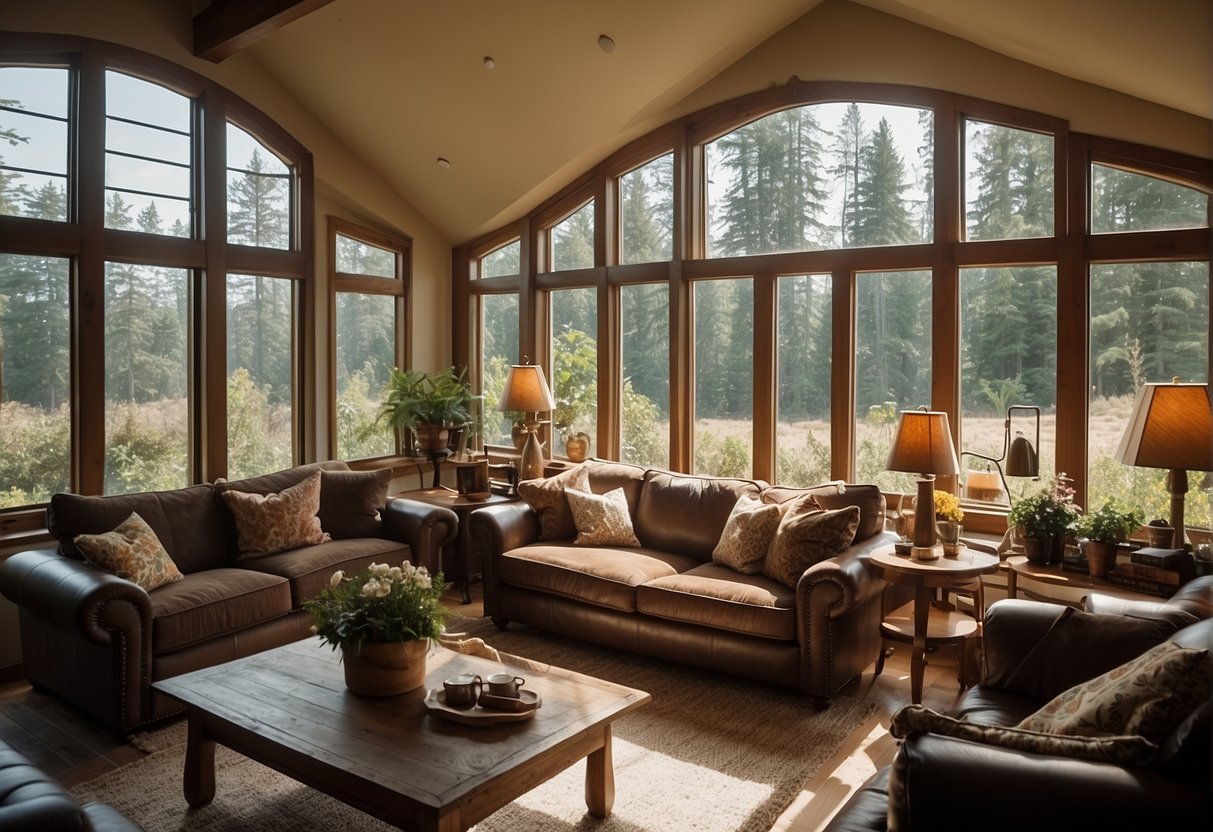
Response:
304,561,446,696
933,490,965,556
1076,502,1143,578
1007,473,1081,565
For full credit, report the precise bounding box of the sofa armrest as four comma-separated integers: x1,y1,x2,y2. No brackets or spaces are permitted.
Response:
468,502,540,617
0,549,152,646
795,532,897,618
889,733,1210,831
978,599,1069,688
381,499,458,574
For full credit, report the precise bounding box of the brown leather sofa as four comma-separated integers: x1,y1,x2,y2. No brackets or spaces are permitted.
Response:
469,460,906,705
825,575,1213,832
0,461,457,736
0,738,137,831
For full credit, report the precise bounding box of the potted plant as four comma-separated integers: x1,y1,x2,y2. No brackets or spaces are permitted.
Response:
1007,473,1081,566
933,490,965,556
378,366,477,454
304,561,446,696
1077,502,1143,578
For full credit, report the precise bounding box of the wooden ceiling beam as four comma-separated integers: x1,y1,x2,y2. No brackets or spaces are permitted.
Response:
194,0,337,63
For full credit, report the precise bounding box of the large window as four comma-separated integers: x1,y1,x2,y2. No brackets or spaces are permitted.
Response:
480,293,519,446
777,274,831,487
620,283,669,468
620,155,673,265
694,278,753,477
548,202,595,272
551,287,598,457
964,121,1054,241
0,35,311,516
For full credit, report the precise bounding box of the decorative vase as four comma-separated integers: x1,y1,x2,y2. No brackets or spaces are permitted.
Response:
1085,540,1118,579
413,423,450,455
937,521,963,557
565,431,590,463
1024,535,1065,566
340,640,428,696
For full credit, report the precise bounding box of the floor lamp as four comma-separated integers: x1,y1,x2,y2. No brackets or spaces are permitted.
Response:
886,409,961,561
497,360,555,482
1116,379,1213,550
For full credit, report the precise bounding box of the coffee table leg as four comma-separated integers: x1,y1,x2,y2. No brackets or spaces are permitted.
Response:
183,716,216,807
584,724,615,819
911,584,932,704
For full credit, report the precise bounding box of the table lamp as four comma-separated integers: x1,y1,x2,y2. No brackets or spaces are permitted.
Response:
886,408,961,560
497,359,556,481
1115,379,1213,550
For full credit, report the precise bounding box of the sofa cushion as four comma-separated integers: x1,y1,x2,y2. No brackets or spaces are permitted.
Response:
48,484,228,574
762,482,885,542
220,472,330,558
499,543,699,612
583,459,647,515
633,471,763,560
517,463,591,540
637,563,796,640
151,568,292,653
318,468,393,539
762,505,860,588
567,487,641,547
73,512,184,592
237,537,409,608
711,495,782,575
214,461,349,552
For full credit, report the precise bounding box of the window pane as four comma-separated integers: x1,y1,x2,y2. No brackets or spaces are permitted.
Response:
621,283,669,468
620,154,673,264
959,266,1057,505
335,293,396,460
227,123,290,249
855,270,931,490
0,66,70,222
105,71,193,237
965,120,1054,241
104,262,189,494
1089,262,1210,530
481,240,520,278
777,274,831,486
0,253,71,507
480,293,519,445
227,273,294,477
551,287,597,456
337,234,396,277
694,278,753,477
1091,164,1209,234
706,103,932,257
549,202,594,271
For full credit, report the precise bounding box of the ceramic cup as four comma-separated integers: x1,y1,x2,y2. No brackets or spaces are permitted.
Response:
443,673,482,709
486,673,525,698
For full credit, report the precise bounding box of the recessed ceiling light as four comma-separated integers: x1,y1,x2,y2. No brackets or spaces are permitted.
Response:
436,157,451,169
597,34,615,54
483,56,495,70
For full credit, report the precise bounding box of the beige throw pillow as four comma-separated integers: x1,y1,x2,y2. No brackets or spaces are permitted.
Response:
1018,640,1211,746
762,503,860,588
74,512,184,592
711,495,783,574
517,463,590,540
566,487,641,547
220,471,330,558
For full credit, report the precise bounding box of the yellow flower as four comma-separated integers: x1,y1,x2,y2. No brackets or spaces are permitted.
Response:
933,490,964,522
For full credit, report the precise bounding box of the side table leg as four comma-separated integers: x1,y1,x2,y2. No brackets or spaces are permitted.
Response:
585,725,615,819
183,716,216,807
911,584,932,704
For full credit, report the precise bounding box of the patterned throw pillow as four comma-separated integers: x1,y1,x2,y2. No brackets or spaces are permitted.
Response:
74,511,184,592
762,503,860,588
517,463,590,540
1018,640,1211,746
220,471,330,558
711,495,783,574
890,705,1158,767
566,487,641,547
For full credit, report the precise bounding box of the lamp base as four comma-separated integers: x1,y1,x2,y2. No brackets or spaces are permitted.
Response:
518,424,545,481
911,544,943,562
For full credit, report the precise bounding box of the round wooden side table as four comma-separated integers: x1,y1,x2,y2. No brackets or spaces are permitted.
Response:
869,546,1000,704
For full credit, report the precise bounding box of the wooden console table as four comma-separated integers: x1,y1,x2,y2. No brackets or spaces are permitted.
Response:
1002,556,1160,606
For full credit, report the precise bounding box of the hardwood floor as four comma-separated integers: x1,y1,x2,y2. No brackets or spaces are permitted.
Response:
0,584,973,831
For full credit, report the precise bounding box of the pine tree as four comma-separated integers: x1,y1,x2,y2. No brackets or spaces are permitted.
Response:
228,149,288,248
552,203,594,271
852,118,914,246
833,103,865,248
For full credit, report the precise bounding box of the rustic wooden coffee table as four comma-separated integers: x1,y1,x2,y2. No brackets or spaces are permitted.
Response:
153,640,650,831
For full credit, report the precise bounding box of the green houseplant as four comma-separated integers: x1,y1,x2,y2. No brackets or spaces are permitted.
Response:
377,366,477,454
1007,473,1081,566
1076,501,1143,578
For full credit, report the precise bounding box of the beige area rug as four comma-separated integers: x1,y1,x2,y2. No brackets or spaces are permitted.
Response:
73,618,875,832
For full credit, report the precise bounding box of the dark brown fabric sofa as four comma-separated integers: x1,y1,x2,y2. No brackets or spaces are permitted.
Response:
469,460,906,705
0,461,457,736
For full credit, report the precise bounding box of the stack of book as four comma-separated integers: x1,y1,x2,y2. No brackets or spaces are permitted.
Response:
1106,547,1196,597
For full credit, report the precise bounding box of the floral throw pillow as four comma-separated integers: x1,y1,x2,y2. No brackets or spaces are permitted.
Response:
711,495,783,574
517,463,590,540
1017,640,1211,747
74,511,184,592
220,471,330,558
566,487,641,547
762,503,860,588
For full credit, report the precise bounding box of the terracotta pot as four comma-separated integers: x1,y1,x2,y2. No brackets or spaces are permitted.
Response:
340,640,428,696
413,423,450,454
1085,540,1118,579
1024,535,1064,566
565,431,590,463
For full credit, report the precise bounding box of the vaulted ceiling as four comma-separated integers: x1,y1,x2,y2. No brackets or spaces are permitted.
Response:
212,0,1211,244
